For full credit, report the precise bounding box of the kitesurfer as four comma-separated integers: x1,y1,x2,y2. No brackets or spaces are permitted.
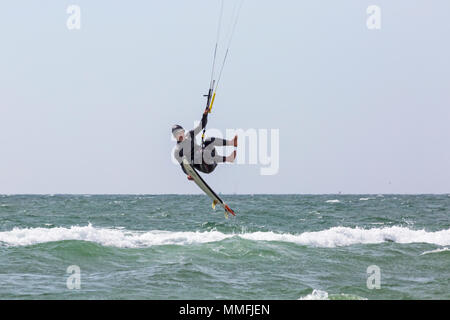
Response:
172,108,237,180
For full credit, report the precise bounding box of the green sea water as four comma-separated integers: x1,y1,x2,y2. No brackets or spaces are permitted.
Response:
0,194,448,300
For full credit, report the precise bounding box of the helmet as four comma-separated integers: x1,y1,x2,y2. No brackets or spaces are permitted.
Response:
172,124,184,139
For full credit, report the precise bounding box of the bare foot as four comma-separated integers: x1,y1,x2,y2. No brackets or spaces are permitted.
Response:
227,135,238,147
226,150,237,163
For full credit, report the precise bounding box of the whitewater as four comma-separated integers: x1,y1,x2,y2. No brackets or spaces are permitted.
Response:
1,224,449,248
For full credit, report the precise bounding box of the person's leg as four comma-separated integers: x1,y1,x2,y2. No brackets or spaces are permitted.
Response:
202,144,226,165
225,150,236,163
212,149,236,163
204,136,236,148
202,138,237,165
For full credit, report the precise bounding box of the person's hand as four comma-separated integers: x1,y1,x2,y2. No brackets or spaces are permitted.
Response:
187,175,194,181
203,108,209,115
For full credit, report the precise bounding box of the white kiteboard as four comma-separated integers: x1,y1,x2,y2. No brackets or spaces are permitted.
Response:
182,158,236,218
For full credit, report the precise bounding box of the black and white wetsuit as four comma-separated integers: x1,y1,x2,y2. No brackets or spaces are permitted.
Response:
173,113,227,174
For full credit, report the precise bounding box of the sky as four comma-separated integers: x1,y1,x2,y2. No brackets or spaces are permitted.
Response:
0,0,449,194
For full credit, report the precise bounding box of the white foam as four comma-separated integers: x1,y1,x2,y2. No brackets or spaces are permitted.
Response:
240,227,450,247
299,289,329,300
421,247,450,255
299,289,367,300
0,225,449,248
359,198,372,201
326,199,340,203
0,224,232,248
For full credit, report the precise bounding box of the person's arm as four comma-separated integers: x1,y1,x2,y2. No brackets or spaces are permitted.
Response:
174,146,193,180
180,160,194,180
174,145,183,164
192,108,209,136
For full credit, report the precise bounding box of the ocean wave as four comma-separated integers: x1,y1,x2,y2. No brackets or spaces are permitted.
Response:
0,225,449,248
420,247,450,255
298,289,367,300
0,224,231,248
298,289,329,300
325,199,340,203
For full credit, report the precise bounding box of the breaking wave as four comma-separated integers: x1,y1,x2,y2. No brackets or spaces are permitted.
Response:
420,247,450,255
0,224,449,248
298,289,367,300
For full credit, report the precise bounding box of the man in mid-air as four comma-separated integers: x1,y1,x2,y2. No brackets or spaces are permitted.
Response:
172,108,237,180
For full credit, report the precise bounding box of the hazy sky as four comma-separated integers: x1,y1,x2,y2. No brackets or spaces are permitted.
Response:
1,1,449,194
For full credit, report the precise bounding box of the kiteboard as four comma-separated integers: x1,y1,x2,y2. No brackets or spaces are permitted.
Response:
182,158,236,218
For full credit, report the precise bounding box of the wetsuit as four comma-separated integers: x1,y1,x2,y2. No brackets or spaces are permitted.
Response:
173,113,227,174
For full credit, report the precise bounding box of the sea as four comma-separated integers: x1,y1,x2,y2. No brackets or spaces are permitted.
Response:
0,194,448,300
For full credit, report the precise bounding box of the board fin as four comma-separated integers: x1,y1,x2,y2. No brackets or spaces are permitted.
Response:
212,200,219,210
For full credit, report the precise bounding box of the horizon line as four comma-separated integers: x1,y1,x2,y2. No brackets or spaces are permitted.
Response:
1,193,449,196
